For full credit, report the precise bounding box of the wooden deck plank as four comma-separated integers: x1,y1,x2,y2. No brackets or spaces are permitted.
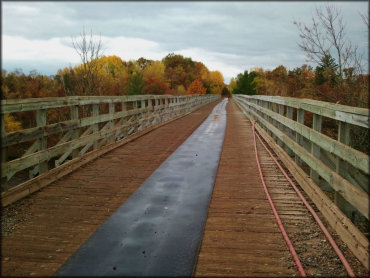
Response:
1,101,218,277
194,100,297,277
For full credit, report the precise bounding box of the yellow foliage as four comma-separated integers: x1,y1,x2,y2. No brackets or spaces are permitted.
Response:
207,71,224,94
177,85,186,94
4,114,22,132
228,78,237,94
142,61,166,82
208,71,224,86
251,67,264,73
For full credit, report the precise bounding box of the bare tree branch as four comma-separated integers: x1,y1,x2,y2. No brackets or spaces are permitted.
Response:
293,3,365,79
71,27,103,96
359,11,369,29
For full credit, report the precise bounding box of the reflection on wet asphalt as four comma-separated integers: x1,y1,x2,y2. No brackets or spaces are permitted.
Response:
55,99,228,277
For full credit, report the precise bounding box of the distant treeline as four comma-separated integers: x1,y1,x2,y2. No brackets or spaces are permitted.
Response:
230,54,369,109
2,52,368,135
1,53,228,100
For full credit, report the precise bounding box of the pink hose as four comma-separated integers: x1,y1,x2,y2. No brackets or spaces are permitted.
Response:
251,122,306,277
253,126,355,277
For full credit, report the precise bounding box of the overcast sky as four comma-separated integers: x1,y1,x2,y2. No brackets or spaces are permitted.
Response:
2,1,368,83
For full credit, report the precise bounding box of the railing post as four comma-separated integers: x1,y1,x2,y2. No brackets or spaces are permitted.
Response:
295,109,304,165
119,101,127,139
286,106,294,156
108,102,115,144
1,114,7,164
310,113,322,183
334,121,354,219
1,114,8,191
271,103,279,143
278,104,284,147
71,105,79,159
122,101,127,113
37,109,48,174
92,104,99,150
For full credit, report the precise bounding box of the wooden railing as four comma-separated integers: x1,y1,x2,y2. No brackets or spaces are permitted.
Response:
234,94,369,269
1,94,220,206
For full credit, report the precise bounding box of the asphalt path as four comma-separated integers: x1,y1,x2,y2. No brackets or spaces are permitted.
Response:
55,98,228,276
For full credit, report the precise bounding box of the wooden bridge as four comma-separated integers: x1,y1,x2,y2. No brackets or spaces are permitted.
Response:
1,94,369,276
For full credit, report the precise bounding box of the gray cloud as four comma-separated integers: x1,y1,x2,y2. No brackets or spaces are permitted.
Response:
2,1,368,83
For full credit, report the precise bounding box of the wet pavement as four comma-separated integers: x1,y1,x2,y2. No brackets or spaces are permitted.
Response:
55,99,228,276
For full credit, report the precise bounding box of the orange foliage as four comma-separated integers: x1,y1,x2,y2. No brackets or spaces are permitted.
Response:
143,77,170,95
186,79,206,95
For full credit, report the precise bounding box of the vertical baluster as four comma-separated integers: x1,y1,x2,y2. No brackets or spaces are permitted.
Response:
120,101,127,139
92,104,99,150
295,109,304,165
310,113,322,183
278,104,284,147
109,102,115,144
1,114,7,164
71,105,79,159
37,109,48,174
1,114,8,191
334,121,354,219
271,103,278,142
286,106,294,156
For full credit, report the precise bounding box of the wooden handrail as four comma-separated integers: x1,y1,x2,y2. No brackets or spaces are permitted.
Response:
234,94,369,270
1,94,220,204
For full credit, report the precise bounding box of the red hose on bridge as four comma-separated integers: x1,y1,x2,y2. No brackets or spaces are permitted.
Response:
252,121,355,277
251,121,306,277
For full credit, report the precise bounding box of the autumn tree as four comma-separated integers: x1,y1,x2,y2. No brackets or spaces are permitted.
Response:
137,57,152,70
96,55,128,96
4,114,22,132
228,77,237,94
206,70,225,94
162,53,196,91
194,61,209,82
142,61,162,80
55,67,74,96
143,78,170,95
186,79,206,95
221,86,230,97
176,85,186,95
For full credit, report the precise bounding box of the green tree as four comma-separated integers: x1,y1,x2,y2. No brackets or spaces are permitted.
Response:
315,53,339,86
233,70,257,95
126,72,144,95
221,86,230,97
